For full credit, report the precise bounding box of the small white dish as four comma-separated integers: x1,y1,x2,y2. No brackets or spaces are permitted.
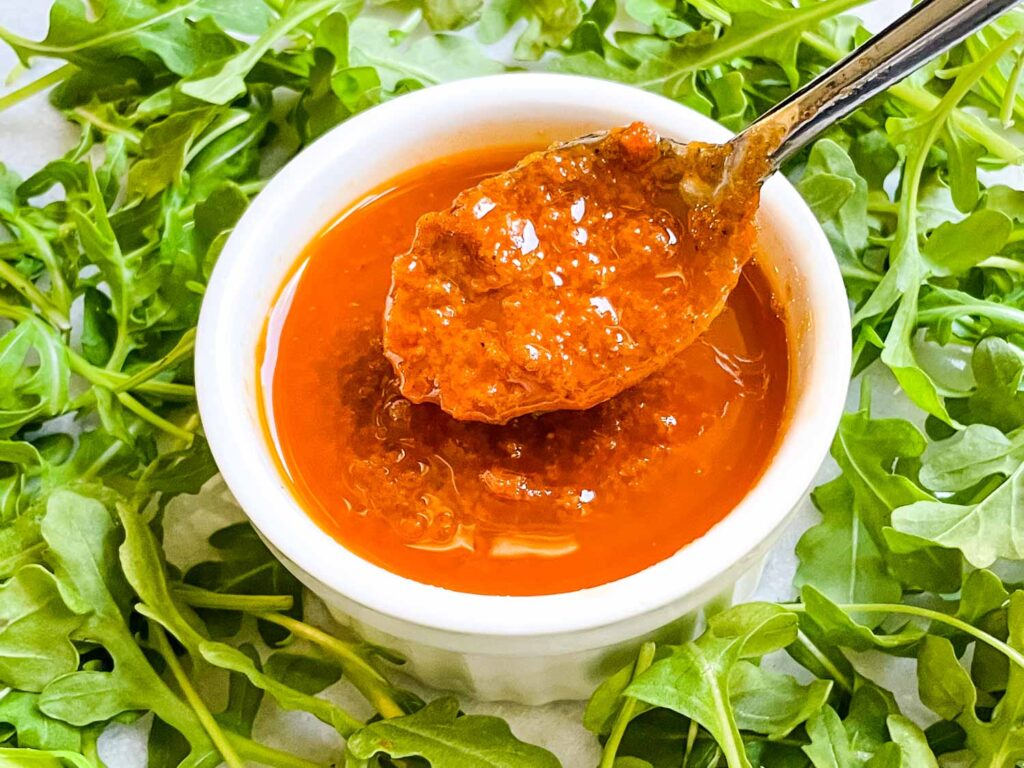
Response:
196,73,851,705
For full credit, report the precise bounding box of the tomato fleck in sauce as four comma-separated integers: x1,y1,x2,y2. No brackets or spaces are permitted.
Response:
261,147,790,596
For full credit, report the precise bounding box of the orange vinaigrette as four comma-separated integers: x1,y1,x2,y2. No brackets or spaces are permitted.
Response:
259,147,790,596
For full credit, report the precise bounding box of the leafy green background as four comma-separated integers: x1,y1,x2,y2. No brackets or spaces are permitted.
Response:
3,0,1024,767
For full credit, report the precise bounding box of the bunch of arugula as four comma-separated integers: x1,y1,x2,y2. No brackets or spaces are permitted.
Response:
2,0,1024,766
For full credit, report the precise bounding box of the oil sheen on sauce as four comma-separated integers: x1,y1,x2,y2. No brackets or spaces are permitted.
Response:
261,146,790,596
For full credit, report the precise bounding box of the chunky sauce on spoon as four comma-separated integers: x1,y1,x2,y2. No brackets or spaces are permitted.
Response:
384,123,774,424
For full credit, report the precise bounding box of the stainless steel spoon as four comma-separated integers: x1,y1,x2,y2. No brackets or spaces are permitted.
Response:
754,0,1020,170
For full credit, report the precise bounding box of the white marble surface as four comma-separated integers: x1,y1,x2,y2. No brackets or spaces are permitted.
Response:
0,1,907,765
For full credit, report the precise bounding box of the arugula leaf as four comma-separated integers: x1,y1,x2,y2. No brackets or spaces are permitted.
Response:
891,462,1024,568
0,0,253,76
921,209,1012,277
184,522,302,644
948,338,1024,432
0,320,70,439
198,642,362,737
478,0,582,60
730,662,831,739
919,423,1024,492
627,604,798,768
350,17,505,93
796,476,901,608
181,0,354,105
0,566,81,692
2,2,1024,766
828,408,961,594
0,693,81,752
345,697,562,767
917,595,1024,767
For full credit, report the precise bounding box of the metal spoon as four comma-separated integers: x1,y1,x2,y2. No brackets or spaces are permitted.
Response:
384,0,1022,425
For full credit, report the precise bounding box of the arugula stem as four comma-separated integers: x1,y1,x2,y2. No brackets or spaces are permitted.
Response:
109,330,196,395
689,0,730,26
173,584,295,612
0,257,70,329
67,353,196,408
186,112,252,165
116,392,195,443
800,31,1023,163
796,629,854,694
150,622,246,768
682,717,699,768
228,734,322,768
841,264,883,283
917,300,1024,333
72,106,142,146
599,642,656,768
78,438,127,483
978,256,1024,273
81,726,106,768
12,214,72,317
255,612,407,719
0,63,77,113
787,603,1024,670
1002,51,1024,127
107,331,132,374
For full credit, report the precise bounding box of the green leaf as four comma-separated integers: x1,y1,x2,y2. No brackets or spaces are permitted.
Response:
127,108,218,200
798,139,869,266
184,522,302,644
0,0,247,75
264,650,343,695
919,424,1024,492
350,18,504,92
730,662,832,739
800,587,924,655
0,692,81,751
921,209,1012,276
0,320,70,438
0,746,93,768
199,641,362,737
478,0,583,60
419,0,485,30
796,476,901,608
887,715,939,768
215,643,264,738
950,338,1024,432
943,121,985,213
346,697,561,767
39,670,144,726
40,491,130,620
892,461,1024,568
0,566,81,692
627,604,797,768
918,593,1024,766
829,409,961,593
803,707,857,768
180,0,354,104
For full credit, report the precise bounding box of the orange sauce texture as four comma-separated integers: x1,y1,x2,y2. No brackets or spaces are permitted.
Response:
261,147,790,596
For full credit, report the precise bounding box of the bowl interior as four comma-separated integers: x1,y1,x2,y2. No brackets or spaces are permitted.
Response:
197,73,850,640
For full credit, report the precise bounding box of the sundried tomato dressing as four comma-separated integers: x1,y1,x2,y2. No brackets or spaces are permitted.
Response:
262,147,789,596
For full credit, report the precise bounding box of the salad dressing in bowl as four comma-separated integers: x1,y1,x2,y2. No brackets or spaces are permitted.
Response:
260,145,790,596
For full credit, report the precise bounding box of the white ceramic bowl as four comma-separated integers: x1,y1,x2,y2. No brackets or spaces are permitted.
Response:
196,73,851,705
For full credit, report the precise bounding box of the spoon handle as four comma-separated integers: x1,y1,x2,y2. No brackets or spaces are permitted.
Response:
752,0,1021,168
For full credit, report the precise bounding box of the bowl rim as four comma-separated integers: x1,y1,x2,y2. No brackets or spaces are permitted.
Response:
196,72,851,639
